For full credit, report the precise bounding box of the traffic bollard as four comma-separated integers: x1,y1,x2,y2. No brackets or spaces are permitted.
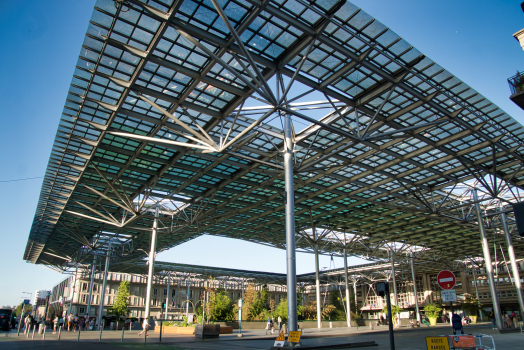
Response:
159,321,162,342
43,325,46,340
144,327,147,343
58,326,62,340
129,322,132,331
78,328,81,341
32,325,36,339
99,323,103,342
121,326,124,342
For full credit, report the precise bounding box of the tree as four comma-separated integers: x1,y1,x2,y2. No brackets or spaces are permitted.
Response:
208,290,234,321
14,302,32,317
274,298,288,321
382,304,403,326
461,294,481,317
108,280,130,328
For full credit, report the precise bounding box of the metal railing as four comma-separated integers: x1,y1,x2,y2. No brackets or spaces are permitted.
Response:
508,71,524,95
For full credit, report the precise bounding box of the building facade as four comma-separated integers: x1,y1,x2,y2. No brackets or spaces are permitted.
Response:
48,260,524,321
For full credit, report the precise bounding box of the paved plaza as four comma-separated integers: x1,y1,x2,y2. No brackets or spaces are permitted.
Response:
1,323,521,349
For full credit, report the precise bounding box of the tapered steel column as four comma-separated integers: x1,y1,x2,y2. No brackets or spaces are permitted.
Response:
283,113,298,332
390,251,398,305
186,280,190,318
501,210,524,317
68,265,79,316
471,265,482,320
314,241,322,328
144,204,159,322
410,252,420,322
353,276,357,308
344,245,352,327
86,257,96,317
473,189,503,329
165,273,170,319
97,242,111,330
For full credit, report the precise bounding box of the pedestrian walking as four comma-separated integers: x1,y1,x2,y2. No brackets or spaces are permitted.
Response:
138,318,149,336
67,313,73,331
278,315,282,330
53,316,59,334
489,310,495,328
24,314,31,335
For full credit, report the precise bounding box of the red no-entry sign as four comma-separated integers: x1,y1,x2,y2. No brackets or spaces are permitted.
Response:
437,270,456,290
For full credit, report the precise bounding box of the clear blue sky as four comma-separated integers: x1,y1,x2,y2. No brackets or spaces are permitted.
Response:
1,0,523,306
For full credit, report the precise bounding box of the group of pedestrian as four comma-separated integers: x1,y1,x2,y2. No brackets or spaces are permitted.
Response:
265,315,283,335
489,310,519,329
52,313,94,334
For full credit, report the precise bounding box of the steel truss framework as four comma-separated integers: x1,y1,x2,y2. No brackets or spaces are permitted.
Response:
24,0,524,272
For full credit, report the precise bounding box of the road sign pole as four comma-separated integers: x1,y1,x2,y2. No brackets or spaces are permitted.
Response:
473,189,503,329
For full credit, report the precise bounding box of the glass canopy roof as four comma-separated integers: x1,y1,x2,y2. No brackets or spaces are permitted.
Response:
24,0,524,270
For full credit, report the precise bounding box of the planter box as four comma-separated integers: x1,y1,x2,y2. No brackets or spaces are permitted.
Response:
156,326,195,334
220,326,233,334
195,324,220,339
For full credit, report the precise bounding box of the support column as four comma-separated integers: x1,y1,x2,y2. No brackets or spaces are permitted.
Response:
471,264,482,320
165,273,170,319
86,256,96,317
473,189,503,329
68,265,79,316
144,204,159,322
344,234,351,327
353,276,357,310
314,240,322,328
410,252,420,322
501,210,524,318
186,280,190,318
283,113,298,332
97,242,111,330
390,251,398,305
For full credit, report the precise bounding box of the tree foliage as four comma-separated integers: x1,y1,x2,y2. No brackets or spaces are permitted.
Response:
208,290,234,321
424,303,442,318
461,294,481,315
382,304,402,316
108,281,130,319
14,302,32,317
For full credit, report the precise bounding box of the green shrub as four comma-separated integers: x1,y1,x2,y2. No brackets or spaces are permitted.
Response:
424,303,443,318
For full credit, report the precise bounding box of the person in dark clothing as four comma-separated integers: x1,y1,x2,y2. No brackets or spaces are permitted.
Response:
489,310,495,328
451,313,463,335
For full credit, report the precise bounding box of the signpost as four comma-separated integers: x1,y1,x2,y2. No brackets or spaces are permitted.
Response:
238,299,243,336
438,270,456,316
426,336,450,350
441,290,457,303
437,271,456,290
273,331,285,347
288,331,302,344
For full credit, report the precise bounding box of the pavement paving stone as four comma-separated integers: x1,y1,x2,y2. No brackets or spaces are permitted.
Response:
0,322,522,349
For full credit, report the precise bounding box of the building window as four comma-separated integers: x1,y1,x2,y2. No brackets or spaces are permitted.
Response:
153,299,157,306
81,294,87,303
79,307,85,314
82,283,88,291
164,289,167,296
154,288,158,296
